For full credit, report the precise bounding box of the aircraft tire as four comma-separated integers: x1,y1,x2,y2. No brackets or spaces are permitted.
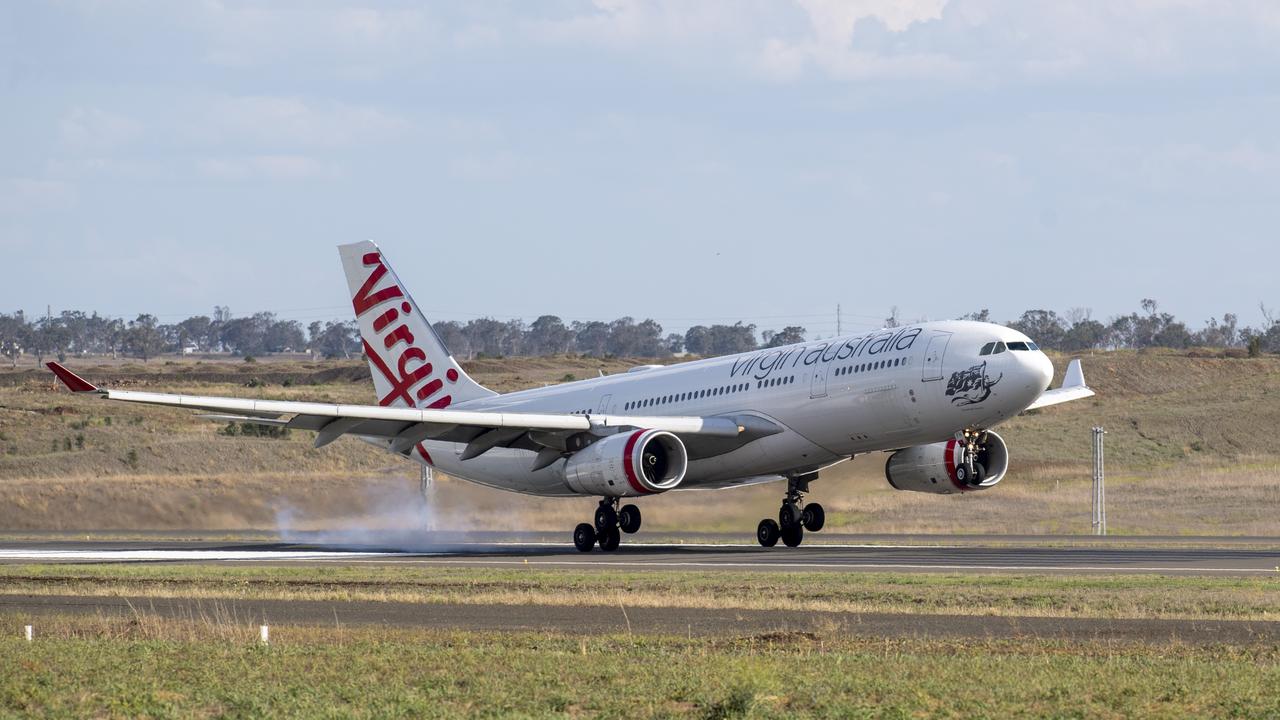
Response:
757,519,780,547
618,504,642,534
972,462,987,485
573,523,597,552
802,503,825,532
781,523,804,548
598,526,621,552
595,505,618,532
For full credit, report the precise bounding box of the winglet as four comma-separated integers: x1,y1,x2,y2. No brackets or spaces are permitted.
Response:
46,362,100,393
1062,359,1086,389
1023,358,1094,412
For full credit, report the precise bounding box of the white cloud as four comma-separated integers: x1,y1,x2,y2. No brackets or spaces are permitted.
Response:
196,154,338,182
192,3,439,71
58,107,142,150
185,95,408,149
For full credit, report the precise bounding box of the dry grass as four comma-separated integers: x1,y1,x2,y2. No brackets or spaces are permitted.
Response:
2,565,1277,622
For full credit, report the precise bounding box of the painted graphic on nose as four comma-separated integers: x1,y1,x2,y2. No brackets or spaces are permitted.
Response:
945,361,1002,406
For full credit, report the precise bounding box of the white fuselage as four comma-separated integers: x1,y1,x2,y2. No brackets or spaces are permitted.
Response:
408,320,1054,496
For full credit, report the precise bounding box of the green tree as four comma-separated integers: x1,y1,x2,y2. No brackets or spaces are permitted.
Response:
124,314,164,362
762,326,807,348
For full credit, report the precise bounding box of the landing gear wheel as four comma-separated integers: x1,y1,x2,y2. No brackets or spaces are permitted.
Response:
618,504,642,534
954,464,970,484
757,519,780,547
801,503,825,532
972,463,987,485
598,526,621,552
573,523,597,552
781,523,804,548
779,503,802,529
594,504,618,532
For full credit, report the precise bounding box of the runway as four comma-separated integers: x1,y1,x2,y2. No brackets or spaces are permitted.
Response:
1,535,1276,576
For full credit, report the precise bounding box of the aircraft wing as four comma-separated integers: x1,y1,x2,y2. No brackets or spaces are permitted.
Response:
1024,359,1095,411
46,363,770,463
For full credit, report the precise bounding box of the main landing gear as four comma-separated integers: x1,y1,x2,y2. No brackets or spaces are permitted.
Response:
756,472,824,548
573,498,643,552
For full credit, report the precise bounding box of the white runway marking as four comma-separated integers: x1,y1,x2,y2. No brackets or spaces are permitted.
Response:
0,545,1273,574
0,542,947,563
311,558,1277,574
0,549,405,562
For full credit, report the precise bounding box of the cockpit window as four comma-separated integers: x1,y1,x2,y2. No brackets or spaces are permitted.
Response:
1027,341,1039,351
1007,341,1029,351
979,342,996,356
992,341,1007,354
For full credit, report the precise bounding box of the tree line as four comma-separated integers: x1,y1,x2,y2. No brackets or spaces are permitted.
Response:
971,299,1280,356
1,299,1277,366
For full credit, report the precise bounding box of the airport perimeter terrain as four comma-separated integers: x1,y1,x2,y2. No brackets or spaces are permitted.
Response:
2,351,1279,716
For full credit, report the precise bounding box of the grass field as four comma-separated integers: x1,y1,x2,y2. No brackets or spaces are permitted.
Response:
2,349,1280,536
2,563,1277,621
3,616,1277,718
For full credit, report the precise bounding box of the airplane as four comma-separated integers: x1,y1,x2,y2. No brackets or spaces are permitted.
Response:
47,241,1094,552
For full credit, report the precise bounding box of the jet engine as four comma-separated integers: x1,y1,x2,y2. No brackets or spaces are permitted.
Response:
562,429,688,497
884,431,1009,494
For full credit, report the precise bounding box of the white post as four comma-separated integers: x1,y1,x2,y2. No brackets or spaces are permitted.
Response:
259,625,269,645
1092,427,1107,536
24,625,33,642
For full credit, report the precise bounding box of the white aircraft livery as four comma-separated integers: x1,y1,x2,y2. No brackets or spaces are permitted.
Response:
48,242,1094,551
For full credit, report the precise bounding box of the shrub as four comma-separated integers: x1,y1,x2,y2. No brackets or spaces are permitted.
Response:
220,422,290,439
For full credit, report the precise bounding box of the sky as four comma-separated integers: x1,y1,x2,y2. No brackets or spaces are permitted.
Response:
3,0,1280,338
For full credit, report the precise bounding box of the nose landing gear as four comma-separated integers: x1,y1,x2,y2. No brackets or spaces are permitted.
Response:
756,472,825,548
574,498,642,552
955,429,989,486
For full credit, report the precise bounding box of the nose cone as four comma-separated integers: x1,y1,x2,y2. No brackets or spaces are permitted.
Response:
1032,351,1053,390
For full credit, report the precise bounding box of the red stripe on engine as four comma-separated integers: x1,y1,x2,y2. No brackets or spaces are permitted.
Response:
621,430,650,494
944,438,968,491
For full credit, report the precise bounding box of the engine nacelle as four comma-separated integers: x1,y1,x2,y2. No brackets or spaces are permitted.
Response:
562,429,688,497
885,431,1010,494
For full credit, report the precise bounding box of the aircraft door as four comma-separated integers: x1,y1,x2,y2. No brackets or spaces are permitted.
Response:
922,332,951,382
809,363,829,399
594,394,612,415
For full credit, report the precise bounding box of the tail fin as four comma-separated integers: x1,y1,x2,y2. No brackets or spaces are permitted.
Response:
338,241,495,408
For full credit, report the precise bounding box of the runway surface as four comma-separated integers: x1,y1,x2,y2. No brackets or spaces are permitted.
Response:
1,535,1277,576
